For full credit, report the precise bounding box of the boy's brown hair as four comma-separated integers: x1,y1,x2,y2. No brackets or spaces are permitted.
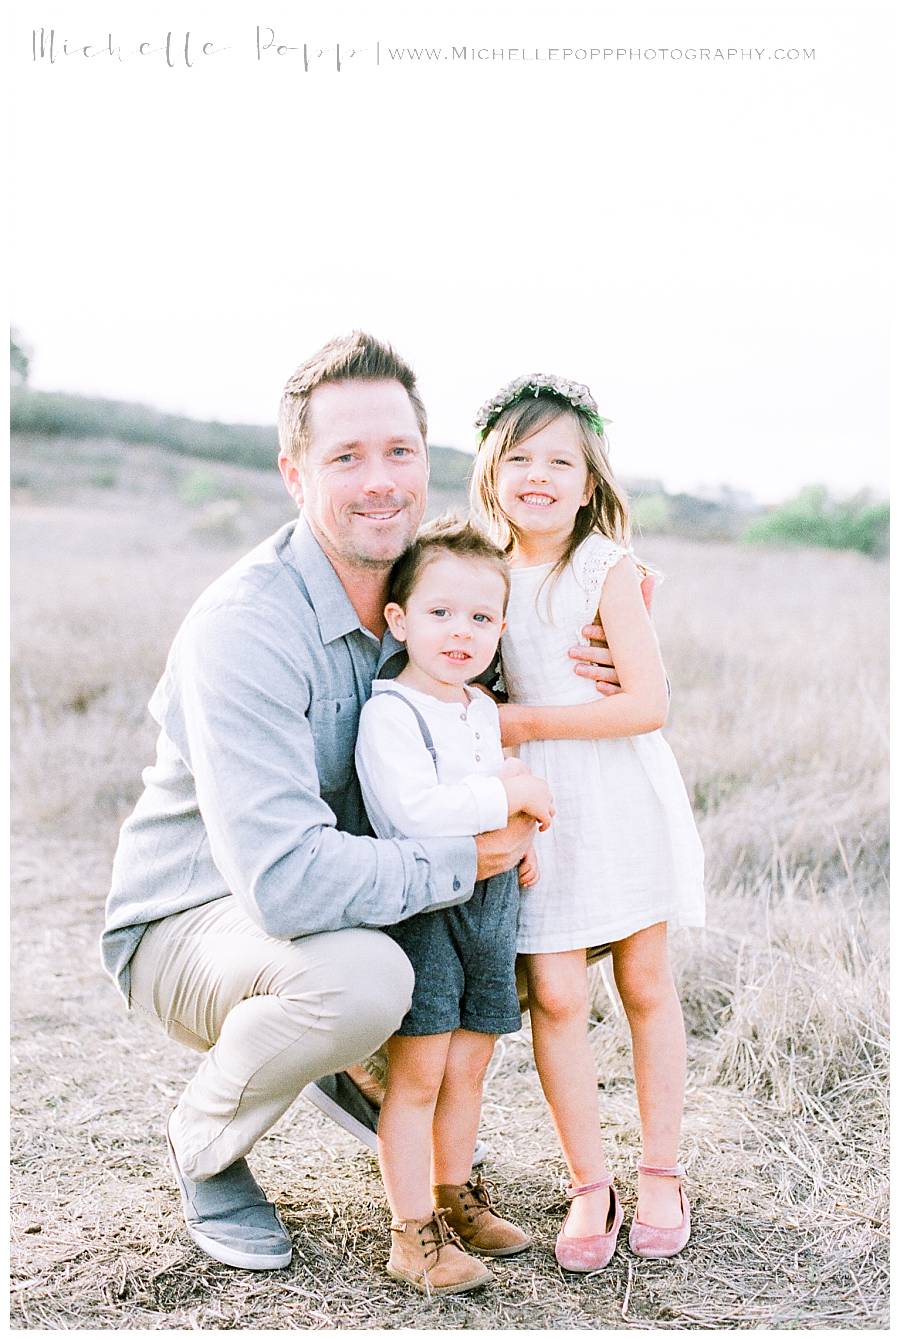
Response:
389,514,511,610
278,330,428,464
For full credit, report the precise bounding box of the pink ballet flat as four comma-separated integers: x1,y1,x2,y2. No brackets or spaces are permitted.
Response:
628,1163,691,1259
554,1175,623,1273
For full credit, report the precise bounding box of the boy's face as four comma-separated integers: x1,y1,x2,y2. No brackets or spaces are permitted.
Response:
385,554,507,691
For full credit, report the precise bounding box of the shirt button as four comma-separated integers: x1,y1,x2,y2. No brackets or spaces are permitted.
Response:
452,877,461,891
459,712,466,722
475,733,480,740
475,754,481,762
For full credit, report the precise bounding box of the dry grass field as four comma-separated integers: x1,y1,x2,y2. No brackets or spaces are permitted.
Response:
9,435,889,1330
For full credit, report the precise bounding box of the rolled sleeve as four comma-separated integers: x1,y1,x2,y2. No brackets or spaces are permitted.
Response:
459,774,509,833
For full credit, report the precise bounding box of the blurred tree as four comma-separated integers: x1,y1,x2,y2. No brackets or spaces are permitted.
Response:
11,328,31,385
744,485,888,558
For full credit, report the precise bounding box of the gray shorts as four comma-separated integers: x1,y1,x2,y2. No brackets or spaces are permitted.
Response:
385,870,521,1037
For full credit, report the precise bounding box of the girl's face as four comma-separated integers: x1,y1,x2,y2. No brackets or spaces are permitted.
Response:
496,415,593,554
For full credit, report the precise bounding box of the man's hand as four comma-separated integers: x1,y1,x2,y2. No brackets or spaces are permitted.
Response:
567,571,656,696
568,630,620,695
518,845,539,888
474,813,535,881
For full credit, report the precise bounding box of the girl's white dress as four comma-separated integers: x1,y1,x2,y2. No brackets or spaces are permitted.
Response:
502,532,705,953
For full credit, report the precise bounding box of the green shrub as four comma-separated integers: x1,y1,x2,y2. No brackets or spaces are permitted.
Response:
10,330,31,386
631,492,671,531
178,469,223,506
744,486,888,558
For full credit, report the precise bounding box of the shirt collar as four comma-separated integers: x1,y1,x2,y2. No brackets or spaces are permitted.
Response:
287,513,366,646
377,632,407,677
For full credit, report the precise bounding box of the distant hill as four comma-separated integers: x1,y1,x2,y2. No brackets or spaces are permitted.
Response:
9,387,474,490
10,386,885,555
8,386,751,528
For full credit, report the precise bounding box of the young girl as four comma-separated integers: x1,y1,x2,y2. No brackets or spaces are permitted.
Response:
470,374,705,1270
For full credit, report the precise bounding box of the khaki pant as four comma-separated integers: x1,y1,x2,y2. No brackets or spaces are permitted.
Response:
128,896,414,1181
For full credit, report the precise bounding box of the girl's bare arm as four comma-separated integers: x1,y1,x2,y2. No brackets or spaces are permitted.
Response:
566,570,657,694
500,558,669,746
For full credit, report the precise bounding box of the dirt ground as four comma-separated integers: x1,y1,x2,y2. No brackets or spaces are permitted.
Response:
9,841,888,1330
9,439,890,1329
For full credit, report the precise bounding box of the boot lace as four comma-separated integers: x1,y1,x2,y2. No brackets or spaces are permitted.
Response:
461,1175,498,1223
416,1207,463,1265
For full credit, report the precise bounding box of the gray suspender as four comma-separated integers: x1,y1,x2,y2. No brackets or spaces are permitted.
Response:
374,689,438,769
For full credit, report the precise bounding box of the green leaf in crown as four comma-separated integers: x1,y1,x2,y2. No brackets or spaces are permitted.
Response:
474,373,610,444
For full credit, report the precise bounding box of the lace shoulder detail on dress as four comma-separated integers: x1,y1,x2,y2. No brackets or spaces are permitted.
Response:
575,533,634,608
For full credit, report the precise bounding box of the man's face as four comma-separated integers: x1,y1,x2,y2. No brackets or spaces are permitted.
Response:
279,379,429,571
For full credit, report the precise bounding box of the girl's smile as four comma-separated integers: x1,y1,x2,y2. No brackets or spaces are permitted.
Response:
496,416,592,561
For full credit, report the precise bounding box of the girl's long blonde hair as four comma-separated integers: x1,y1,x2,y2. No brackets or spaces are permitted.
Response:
469,395,631,593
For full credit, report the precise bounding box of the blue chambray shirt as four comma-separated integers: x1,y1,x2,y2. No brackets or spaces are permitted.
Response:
100,514,477,1001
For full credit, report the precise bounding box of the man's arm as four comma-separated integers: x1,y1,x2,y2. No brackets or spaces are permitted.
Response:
166,606,476,939
474,814,535,880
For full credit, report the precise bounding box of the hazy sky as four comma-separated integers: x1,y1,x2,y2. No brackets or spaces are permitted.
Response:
10,0,895,502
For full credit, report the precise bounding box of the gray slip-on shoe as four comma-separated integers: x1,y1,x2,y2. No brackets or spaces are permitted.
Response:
302,1072,488,1167
166,1119,292,1271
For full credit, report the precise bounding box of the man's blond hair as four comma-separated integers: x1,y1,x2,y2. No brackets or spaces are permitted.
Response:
278,331,428,464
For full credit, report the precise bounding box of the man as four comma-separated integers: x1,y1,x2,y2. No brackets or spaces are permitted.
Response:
101,332,621,1272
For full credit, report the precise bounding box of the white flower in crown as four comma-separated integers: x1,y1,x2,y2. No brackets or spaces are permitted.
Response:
474,373,609,441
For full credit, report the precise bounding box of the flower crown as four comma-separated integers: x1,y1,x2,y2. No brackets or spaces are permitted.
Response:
474,373,609,443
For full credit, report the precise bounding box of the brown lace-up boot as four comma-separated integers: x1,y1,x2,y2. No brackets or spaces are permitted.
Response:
433,1176,531,1257
386,1210,493,1295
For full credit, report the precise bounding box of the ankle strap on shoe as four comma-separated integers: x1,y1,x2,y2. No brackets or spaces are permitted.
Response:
637,1163,685,1179
565,1176,614,1199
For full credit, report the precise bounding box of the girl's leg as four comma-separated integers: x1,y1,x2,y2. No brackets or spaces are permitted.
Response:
525,950,614,1237
378,1032,453,1219
611,922,686,1228
431,1029,497,1185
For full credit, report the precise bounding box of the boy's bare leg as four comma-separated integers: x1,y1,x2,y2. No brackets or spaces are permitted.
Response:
431,1029,497,1184
332,946,614,1123
378,1033,453,1219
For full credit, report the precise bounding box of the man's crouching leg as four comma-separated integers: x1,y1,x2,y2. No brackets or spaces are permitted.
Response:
129,898,413,1268
311,945,616,1166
